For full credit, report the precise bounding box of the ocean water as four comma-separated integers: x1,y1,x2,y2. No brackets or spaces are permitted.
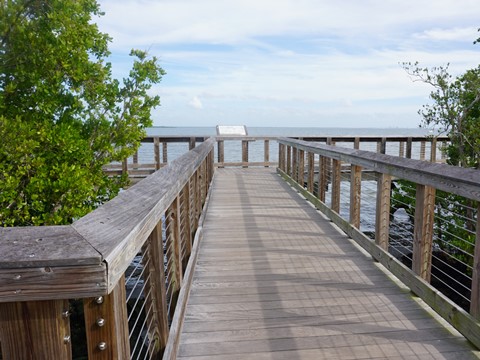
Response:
138,126,434,164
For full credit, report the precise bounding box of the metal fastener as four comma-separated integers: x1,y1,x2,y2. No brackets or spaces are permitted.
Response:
96,318,105,327
95,296,104,304
98,342,107,351
62,310,71,319
63,335,71,344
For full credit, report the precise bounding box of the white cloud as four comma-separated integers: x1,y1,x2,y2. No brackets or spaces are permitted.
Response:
188,96,203,109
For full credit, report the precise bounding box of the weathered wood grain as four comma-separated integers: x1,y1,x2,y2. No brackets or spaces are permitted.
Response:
0,299,71,359
278,137,480,201
279,167,480,351
176,168,478,359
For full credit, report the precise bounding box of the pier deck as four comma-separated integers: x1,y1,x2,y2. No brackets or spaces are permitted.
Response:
177,168,479,359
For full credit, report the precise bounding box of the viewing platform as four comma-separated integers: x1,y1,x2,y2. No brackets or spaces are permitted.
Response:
2,134,480,360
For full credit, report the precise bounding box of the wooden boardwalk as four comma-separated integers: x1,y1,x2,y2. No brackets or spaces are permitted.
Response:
177,168,480,359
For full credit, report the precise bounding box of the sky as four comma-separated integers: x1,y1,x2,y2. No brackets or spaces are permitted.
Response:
95,0,480,128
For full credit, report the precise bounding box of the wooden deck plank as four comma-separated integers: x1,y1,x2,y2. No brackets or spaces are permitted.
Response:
177,168,480,359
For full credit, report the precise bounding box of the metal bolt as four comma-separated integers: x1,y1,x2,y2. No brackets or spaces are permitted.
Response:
13,274,21,280
62,310,71,319
95,296,104,304
96,318,105,327
98,342,107,351
63,335,71,344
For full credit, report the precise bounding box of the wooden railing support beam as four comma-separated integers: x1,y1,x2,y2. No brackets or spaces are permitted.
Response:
375,173,392,250
84,275,130,360
412,184,436,281
349,165,362,228
0,299,72,360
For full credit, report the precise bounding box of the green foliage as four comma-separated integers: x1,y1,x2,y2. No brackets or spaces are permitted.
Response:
402,62,480,168
0,0,165,226
391,179,475,273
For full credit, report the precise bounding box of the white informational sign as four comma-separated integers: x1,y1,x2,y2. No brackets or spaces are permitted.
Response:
216,125,248,136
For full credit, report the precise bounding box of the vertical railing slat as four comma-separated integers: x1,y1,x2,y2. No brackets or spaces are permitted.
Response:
84,276,130,360
0,299,72,360
349,165,362,228
412,184,436,281
375,173,392,250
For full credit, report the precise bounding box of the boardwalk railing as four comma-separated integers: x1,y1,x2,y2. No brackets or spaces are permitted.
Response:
108,135,449,178
277,137,480,349
0,138,215,359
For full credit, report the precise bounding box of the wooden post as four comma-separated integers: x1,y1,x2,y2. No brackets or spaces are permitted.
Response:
242,140,248,168
189,137,196,150
349,165,362,228
406,137,413,159
0,299,72,359
286,146,292,176
154,137,160,170
162,143,168,164
399,141,405,158
182,183,192,269
412,184,436,281
217,140,224,168
292,147,298,182
354,137,360,150
264,139,270,167
318,156,327,202
84,276,130,360
470,203,480,318
380,137,387,154
375,173,392,250
298,149,305,186
278,143,285,171
420,141,426,160
430,138,437,162
166,198,183,319
142,222,169,358
307,152,315,193
331,159,341,213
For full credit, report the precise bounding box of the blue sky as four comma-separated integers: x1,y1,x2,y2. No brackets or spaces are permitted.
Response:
96,0,480,128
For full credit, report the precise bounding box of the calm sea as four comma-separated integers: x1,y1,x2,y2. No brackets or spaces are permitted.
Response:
139,126,432,164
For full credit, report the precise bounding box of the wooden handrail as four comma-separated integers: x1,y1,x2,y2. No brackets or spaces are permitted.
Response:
0,137,216,359
277,137,480,349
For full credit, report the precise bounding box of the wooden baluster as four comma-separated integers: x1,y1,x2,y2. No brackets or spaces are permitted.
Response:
286,146,292,176
331,159,341,213
354,137,360,150
264,139,270,167
84,276,130,360
307,152,315,193
412,184,436,281
298,149,305,186
278,143,285,171
349,165,362,228
0,299,72,359
430,138,437,162
154,137,160,170
189,137,196,150
420,141,426,160
375,174,392,250
292,147,298,182
162,142,168,164
380,137,386,154
470,203,480,318
166,198,183,318
181,184,192,270
406,137,413,159
142,222,169,357
399,141,405,158
318,155,327,202
242,140,248,168
218,140,224,168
